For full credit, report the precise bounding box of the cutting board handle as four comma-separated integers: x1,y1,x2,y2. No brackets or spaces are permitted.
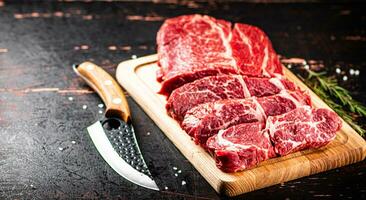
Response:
74,62,131,122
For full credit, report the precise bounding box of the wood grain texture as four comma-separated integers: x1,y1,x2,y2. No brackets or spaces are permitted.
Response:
76,62,131,122
116,54,366,196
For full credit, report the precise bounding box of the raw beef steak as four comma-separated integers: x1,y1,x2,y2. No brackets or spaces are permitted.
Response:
231,23,283,77
267,106,342,156
166,75,296,121
157,14,283,95
157,15,237,95
207,122,276,172
182,90,311,148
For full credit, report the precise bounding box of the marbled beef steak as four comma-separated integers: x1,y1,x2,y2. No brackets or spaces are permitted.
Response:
157,14,282,95
156,15,342,173
166,75,296,121
267,106,342,156
207,122,276,172
182,90,311,148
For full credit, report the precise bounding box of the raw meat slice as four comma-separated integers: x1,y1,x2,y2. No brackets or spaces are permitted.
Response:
157,14,237,95
267,106,342,156
207,122,276,172
231,23,283,77
182,90,311,148
166,75,296,121
157,14,283,95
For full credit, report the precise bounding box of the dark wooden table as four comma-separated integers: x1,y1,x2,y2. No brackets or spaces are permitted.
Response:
0,1,365,199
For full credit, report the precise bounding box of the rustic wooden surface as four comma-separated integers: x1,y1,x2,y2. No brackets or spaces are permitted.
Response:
0,1,365,199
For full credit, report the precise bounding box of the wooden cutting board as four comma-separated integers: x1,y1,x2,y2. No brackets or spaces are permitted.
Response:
116,54,366,196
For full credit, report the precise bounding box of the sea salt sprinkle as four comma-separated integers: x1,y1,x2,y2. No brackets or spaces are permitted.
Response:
335,68,341,74
68,96,73,101
343,76,348,81
98,110,103,114
174,173,178,177
177,170,182,174
82,105,87,110
173,167,178,170
355,69,360,76
181,180,186,186
71,141,76,144
58,147,64,151
349,69,355,75
98,103,104,108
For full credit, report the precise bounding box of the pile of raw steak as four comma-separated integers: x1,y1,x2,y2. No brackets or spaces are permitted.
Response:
156,14,342,172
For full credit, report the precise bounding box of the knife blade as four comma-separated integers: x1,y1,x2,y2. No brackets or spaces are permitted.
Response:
73,62,159,191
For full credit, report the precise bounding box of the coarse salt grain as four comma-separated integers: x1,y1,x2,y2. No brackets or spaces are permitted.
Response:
132,55,137,59
355,70,360,76
174,173,178,177
146,132,151,136
68,97,73,101
178,170,182,173
304,65,309,70
98,104,104,108
350,69,355,75
98,110,103,114
164,186,168,190
82,105,87,110
173,167,177,170
343,76,348,81
181,180,186,185
287,64,292,69
71,141,76,144
336,68,341,74
58,147,63,151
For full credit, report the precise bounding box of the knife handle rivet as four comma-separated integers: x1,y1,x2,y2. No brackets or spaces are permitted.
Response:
104,80,112,85
112,98,122,104
86,64,95,70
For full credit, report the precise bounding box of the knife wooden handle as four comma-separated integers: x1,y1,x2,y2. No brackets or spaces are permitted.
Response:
74,62,131,122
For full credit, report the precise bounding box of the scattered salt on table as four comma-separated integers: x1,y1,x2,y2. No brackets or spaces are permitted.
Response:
336,68,341,74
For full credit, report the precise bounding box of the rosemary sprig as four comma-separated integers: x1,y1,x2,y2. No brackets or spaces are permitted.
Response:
303,69,365,137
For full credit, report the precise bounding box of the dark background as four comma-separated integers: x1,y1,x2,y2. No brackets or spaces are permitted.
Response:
0,1,365,199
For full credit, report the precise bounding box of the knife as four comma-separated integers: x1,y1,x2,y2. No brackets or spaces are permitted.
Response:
73,62,159,191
